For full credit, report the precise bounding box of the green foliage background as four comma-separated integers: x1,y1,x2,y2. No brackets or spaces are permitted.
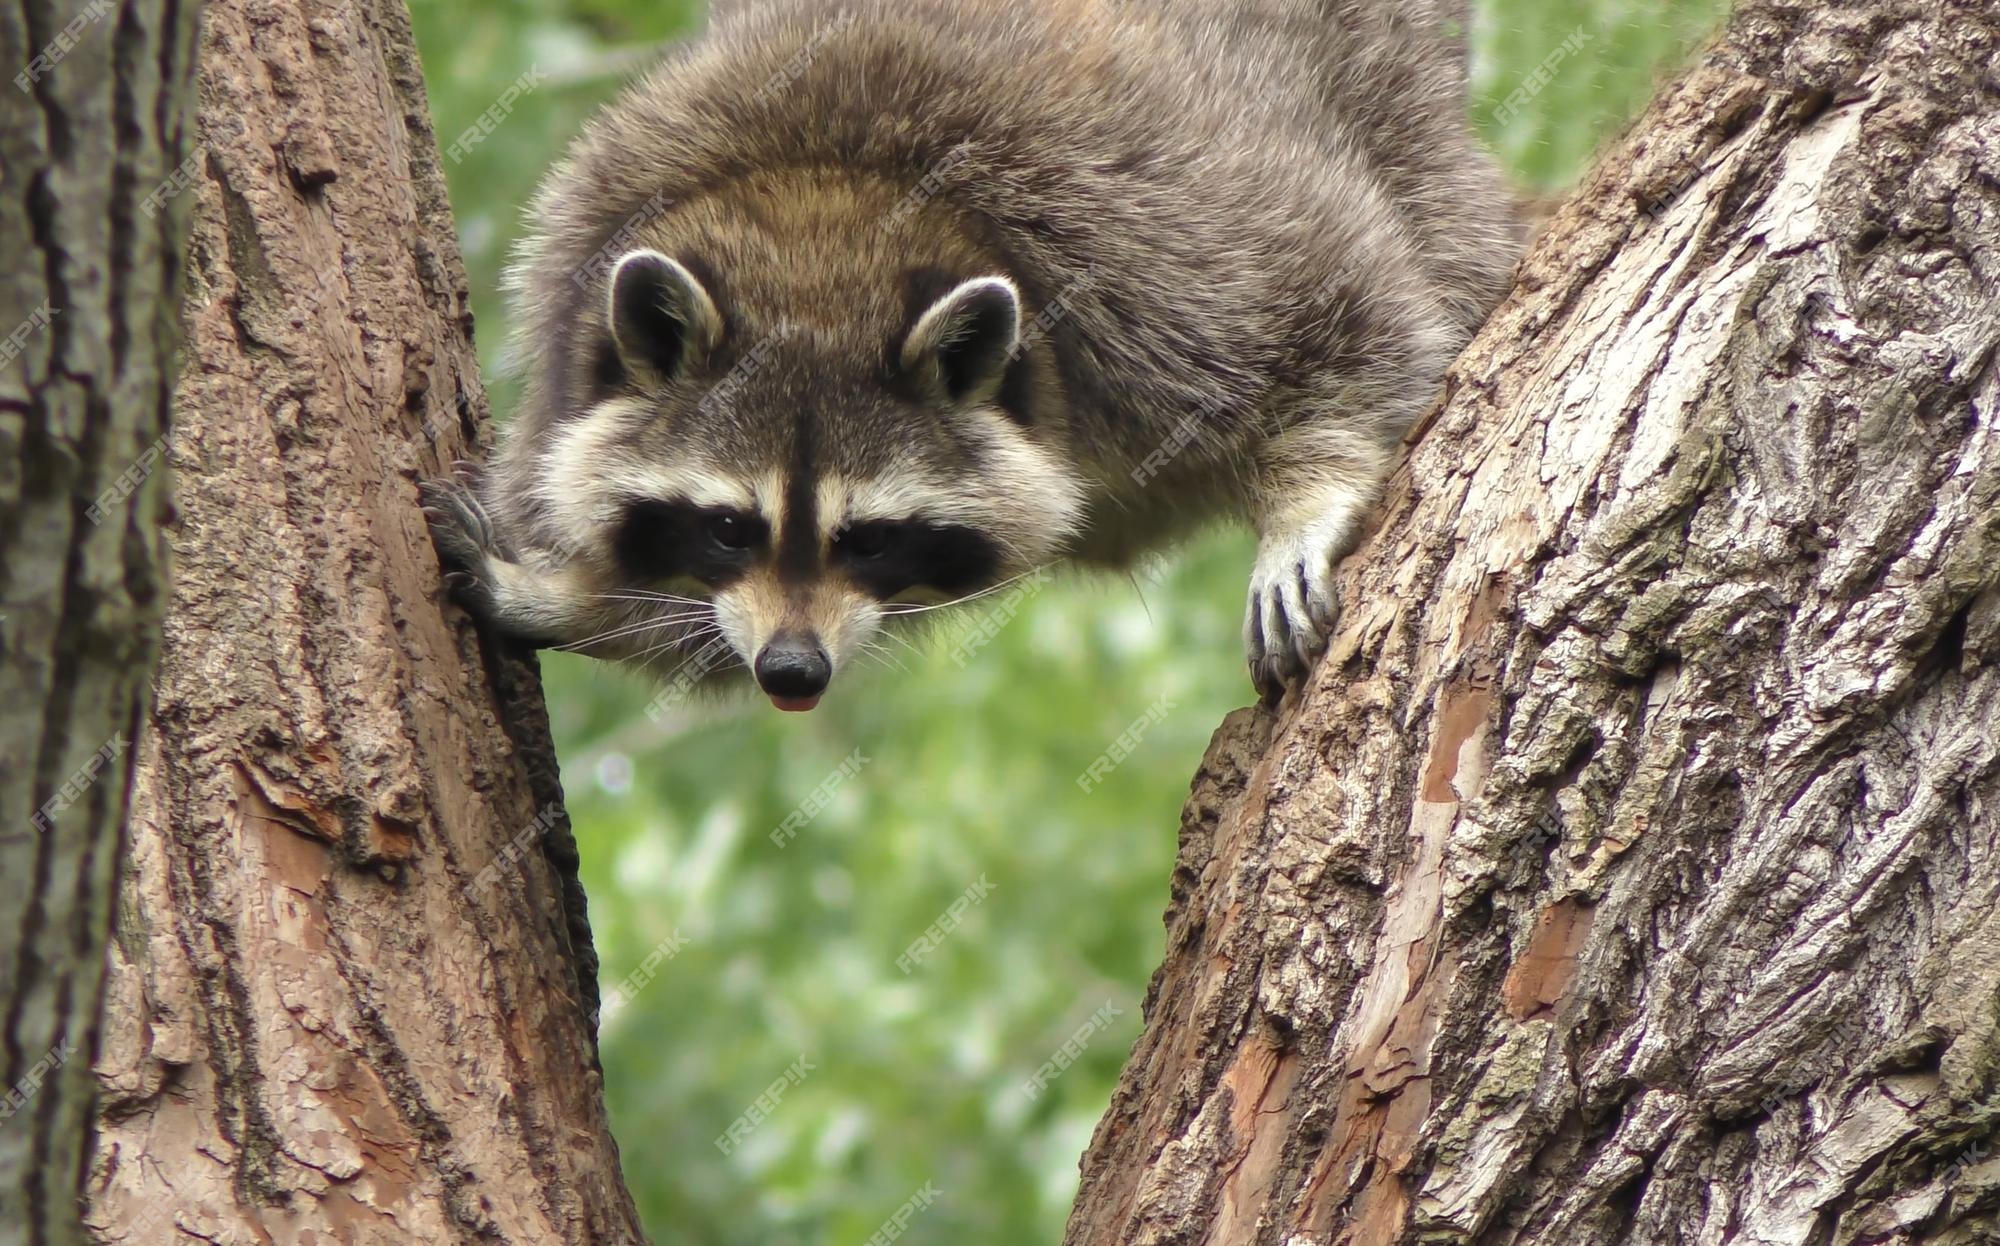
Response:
405,1,1729,1240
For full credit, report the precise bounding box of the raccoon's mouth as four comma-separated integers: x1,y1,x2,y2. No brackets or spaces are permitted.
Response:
768,694,822,713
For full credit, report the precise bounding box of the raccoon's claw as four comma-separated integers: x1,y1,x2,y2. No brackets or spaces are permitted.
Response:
420,476,501,619
1243,532,1343,704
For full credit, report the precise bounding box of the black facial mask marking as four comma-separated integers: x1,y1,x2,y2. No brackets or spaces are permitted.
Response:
832,519,1001,600
613,499,769,586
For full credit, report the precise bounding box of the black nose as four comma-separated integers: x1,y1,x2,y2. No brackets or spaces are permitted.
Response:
754,635,831,698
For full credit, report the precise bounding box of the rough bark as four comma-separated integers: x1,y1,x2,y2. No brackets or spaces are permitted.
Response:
78,0,642,1241
1067,2,2000,1244
1,0,199,1242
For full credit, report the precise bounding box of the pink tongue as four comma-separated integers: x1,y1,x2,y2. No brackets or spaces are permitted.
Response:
770,694,822,713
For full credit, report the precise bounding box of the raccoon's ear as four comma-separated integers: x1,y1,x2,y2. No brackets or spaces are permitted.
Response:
899,276,1021,405
607,249,723,386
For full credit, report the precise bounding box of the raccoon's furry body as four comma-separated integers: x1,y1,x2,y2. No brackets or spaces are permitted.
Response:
426,0,1521,706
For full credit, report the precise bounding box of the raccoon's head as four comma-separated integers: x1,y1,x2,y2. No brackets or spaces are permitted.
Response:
534,243,1087,710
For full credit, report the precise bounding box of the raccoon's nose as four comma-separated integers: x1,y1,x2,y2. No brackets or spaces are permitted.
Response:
754,633,831,711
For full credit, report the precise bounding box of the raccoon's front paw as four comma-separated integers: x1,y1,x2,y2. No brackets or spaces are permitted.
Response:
1243,520,1352,704
419,467,504,621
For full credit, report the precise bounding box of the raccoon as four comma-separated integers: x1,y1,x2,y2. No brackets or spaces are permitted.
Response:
423,0,1521,710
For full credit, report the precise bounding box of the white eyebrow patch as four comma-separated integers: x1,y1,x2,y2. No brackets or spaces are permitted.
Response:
605,465,760,513
536,398,649,546
813,417,1089,567
665,466,760,512
820,470,983,534
814,477,854,540
752,469,785,539
536,397,769,550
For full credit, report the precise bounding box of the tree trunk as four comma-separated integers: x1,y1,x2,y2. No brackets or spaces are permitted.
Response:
1066,2,2000,1243
77,0,643,1241
1,0,199,1242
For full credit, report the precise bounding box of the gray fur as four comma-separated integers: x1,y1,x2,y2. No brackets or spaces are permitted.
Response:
427,0,1522,703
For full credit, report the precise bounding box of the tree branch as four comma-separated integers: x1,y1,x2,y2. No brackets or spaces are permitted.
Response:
81,0,640,1239
1067,2,2000,1242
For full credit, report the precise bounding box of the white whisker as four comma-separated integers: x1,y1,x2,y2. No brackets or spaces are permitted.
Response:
878,565,1051,617
858,638,909,674
642,631,731,678
873,625,926,659
556,608,717,653
585,590,714,607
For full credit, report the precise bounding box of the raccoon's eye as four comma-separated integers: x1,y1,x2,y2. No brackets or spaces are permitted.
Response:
707,514,757,551
835,522,899,560
835,519,1001,600
614,500,764,585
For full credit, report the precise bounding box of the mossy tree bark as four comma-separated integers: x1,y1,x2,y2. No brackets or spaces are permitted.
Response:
74,0,643,1241
1066,2,2000,1243
1,1,199,1242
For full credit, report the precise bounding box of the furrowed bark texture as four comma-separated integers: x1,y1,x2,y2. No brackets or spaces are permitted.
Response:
0,1,198,1242
1068,2,2000,1244
80,0,642,1240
